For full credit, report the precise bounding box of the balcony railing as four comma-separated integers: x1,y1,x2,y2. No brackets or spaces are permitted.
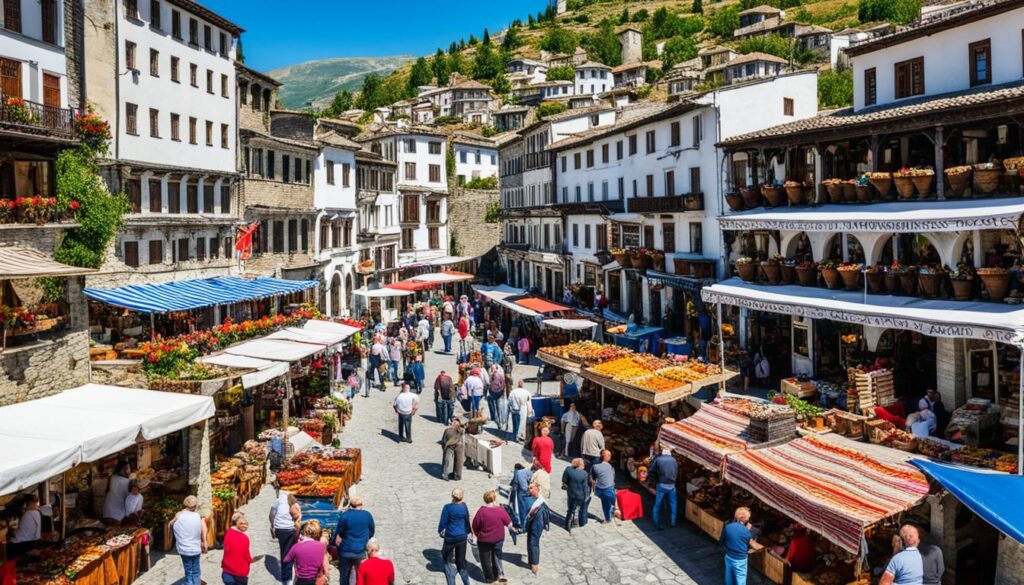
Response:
0,95,76,139
626,192,704,214
501,242,530,251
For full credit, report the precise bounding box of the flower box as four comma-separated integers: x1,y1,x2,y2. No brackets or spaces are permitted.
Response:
725,193,745,211
974,163,1002,193
944,166,972,197
784,181,804,205
837,264,862,290
760,185,783,207
892,175,915,199
866,172,891,198
760,260,780,284
978,268,1011,301
820,265,842,289
822,179,842,203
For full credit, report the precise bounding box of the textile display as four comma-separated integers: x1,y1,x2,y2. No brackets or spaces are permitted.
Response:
723,435,930,555
658,403,759,471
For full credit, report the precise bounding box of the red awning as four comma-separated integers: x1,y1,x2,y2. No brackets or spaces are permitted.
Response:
386,280,435,292
514,297,571,314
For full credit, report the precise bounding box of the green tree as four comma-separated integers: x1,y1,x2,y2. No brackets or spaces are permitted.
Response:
661,36,698,70
619,8,630,24
472,43,501,81
858,0,922,25
692,0,704,14
502,26,523,51
528,14,535,26
581,18,622,67
356,73,383,110
537,101,568,119
546,65,576,81
539,26,577,54
818,68,853,108
448,41,459,54
448,52,467,76
235,36,244,63
482,28,491,45
738,34,813,64
631,8,649,22
491,73,511,95
468,34,479,46
708,4,741,38
407,57,433,94
323,90,353,117
432,50,451,86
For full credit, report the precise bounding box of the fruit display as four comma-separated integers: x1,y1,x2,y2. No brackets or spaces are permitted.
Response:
589,356,655,381
769,392,824,416
951,446,1018,472
23,528,146,582
313,459,351,475
658,362,723,384
275,468,317,486
633,375,684,393
539,341,632,365
718,398,793,421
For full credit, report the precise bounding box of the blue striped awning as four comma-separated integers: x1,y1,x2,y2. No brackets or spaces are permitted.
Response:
83,276,317,314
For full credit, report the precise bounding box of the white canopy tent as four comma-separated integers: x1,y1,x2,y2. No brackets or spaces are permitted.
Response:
542,318,600,330
410,272,474,284
426,255,478,266
301,319,362,338
353,287,415,298
0,384,215,496
471,284,540,316
199,353,290,389
268,327,348,346
225,338,326,362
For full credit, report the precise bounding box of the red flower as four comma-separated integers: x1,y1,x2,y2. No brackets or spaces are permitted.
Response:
69,200,80,210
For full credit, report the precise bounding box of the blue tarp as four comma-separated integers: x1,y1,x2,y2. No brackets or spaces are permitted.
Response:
84,276,317,314
912,459,1024,544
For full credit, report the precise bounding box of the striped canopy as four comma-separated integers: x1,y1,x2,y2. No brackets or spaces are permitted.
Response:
83,276,317,314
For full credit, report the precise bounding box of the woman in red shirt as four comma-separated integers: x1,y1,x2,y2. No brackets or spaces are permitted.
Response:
356,538,395,585
785,527,815,573
222,512,253,585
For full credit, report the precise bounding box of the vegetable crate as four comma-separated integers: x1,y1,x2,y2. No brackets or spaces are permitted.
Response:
684,498,702,526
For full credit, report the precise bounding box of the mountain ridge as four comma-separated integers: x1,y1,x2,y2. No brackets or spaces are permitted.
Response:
268,55,415,109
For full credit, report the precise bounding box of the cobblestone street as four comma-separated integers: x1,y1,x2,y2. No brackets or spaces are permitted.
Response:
138,344,764,585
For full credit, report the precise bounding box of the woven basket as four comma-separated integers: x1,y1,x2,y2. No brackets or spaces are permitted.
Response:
736,263,757,282
825,183,842,203
899,272,917,296
785,185,804,205
945,170,971,197
855,185,874,203
841,182,858,203
869,177,892,198
780,264,797,284
893,176,915,199
918,272,941,298
911,175,934,197
795,266,817,287
761,186,784,207
980,272,1011,301
821,267,842,289
761,262,780,284
951,278,973,301
866,270,884,293
974,169,1002,193
744,187,764,208
839,269,861,290
726,193,745,211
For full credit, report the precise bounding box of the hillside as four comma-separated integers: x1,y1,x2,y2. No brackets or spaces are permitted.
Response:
269,55,415,109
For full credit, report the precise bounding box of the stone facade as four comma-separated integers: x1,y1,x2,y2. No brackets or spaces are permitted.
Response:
64,0,85,108
0,328,90,406
236,64,278,135
447,188,499,259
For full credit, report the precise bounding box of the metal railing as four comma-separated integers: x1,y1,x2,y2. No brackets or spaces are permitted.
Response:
0,95,75,138
626,192,704,213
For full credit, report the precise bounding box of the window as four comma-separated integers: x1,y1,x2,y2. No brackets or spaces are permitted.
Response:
429,227,440,249
203,25,212,50
3,0,20,32
587,183,594,201
205,120,213,146
123,241,139,267
149,240,163,264
206,69,213,93
426,200,440,222
177,238,189,262
124,0,139,18
574,185,581,202
189,18,198,45
572,224,579,247
150,1,161,28
646,174,654,197
628,135,637,155
663,223,676,253
126,179,141,212
616,140,623,160
219,32,228,57
894,57,924,99
170,56,179,82
126,103,138,135
149,108,160,137
186,184,197,213
690,167,701,193
282,155,290,183
601,180,609,200
342,163,351,187
864,68,876,106
41,0,56,43
294,157,302,183
429,164,441,183
670,121,681,147
149,49,159,76
327,161,335,184
560,157,566,173
584,224,591,249
401,228,414,250
574,153,581,169
209,237,219,258
597,223,607,251
586,150,594,167
42,73,60,107
223,237,232,258
404,139,417,153
149,179,161,212
429,141,442,154
287,219,298,252
171,10,180,39
220,124,228,149
221,74,228,97
617,177,624,199
692,115,701,148
267,150,275,179
167,181,180,212
125,41,137,70
969,39,991,87
220,185,230,214
405,162,416,180
665,170,675,197
272,221,284,253
188,116,197,144
190,63,197,87
646,131,656,154
196,237,205,260
690,223,703,254
402,194,420,223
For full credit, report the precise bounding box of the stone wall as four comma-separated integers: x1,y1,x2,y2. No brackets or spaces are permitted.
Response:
64,0,84,108
0,224,68,256
241,177,314,210
0,329,90,405
447,188,499,259
82,0,117,149
270,112,315,142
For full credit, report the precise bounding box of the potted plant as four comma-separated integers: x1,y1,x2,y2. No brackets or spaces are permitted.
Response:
884,261,902,293
977,266,1011,301
917,265,944,298
5,97,36,125
909,166,935,197
780,257,797,284
649,249,665,271
841,179,858,203
892,168,916,199
725,192,745,211
819,260,842,289
794,259,817,286
761,256,781,284
855,175,874,203
631,248,651,270
611,248,629,265
974,161,1002,194
944,165,972,198
741,184,761,208
837,263,863,290
866,171,892,199
734,257,757,282
822,178,843,203
865,265,885,293
760,181,783,207
899,265,919,296
948,264,974,301
784,180,805,205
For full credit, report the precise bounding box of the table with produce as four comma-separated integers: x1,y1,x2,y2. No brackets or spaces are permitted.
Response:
275,448,362,507
14,527,149,585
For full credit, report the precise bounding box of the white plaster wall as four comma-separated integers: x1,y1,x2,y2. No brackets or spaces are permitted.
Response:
1,0,67,107
701,72,819,140
315,146,356,210
454,143,498,181
116,0,236,172
576,67,611,95
852,7,1024,111
396,133,448,191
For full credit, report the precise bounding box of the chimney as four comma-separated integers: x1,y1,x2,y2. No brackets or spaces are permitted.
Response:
619,27,642,65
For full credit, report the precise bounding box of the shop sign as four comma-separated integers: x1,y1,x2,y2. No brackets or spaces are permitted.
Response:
720,214,1020,233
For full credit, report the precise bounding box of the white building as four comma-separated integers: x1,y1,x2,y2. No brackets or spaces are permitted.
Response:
82,0,243,285
506,58,548,86
452,134,498,186
576,61,612,96
547,72,818,325
1,0,71,109
314,130,360,317
357,126,448,266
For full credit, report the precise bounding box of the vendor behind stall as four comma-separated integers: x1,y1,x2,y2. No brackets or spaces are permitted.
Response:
8,495,42,557
102,462,132,523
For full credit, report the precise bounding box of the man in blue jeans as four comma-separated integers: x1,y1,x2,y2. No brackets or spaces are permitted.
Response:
434,369,455,426
169,495,207,585
333,498,376,585
647,447,678,530
720,507,756,585
393,384,419,443
590,449,617,523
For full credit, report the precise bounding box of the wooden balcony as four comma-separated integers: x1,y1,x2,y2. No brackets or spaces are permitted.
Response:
626,192,704,213
0,95,76,140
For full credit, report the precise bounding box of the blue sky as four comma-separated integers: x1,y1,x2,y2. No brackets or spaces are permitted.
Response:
202,0,549,72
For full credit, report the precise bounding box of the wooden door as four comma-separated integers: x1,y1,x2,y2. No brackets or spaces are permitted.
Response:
1,57,21,98
42,73,60,108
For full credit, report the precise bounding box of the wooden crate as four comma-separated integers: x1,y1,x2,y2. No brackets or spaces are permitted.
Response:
685,499,702,526
760,549,788,584
699,508,725,541
781,378,817,398
791,572,815,585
